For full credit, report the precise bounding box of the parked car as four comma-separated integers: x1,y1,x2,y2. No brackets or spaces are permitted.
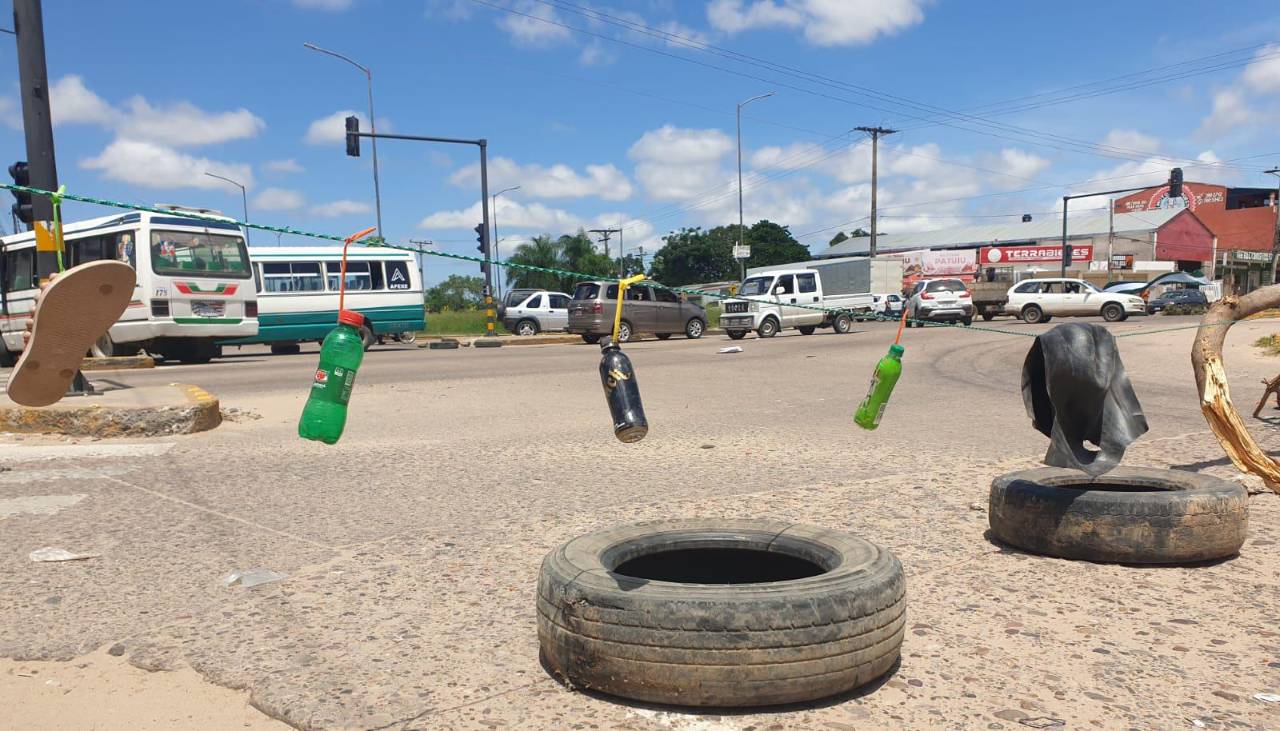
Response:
1004,278,1147,323
872,293,904,318
719,268,875,339
905,279,974,327
502,290,571,335
1146,288,1207,314
497,288,541,321
567,280,707,343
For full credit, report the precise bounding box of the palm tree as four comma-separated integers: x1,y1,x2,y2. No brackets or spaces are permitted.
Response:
504,235,562,291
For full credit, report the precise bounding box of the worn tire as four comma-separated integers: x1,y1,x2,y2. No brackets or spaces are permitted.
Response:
756,318,779,338
989,467,1247,564
1101,303,1124,322
1021,304,1044,324
537,519,905,707
832,313,852,334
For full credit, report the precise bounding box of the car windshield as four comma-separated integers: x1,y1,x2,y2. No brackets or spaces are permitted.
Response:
150,230,250,278
738,276,772,296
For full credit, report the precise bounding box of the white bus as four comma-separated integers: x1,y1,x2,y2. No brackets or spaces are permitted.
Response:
0,206,258,364
222,246,424,353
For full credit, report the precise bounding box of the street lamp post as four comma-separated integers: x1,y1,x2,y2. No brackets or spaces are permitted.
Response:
1266,167,1280,286
304,42,383,240
203,171,249,244
737,91,774,281
492,185,520,299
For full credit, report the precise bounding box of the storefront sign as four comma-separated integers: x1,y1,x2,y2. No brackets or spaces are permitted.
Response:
1227,250,1271,263
894,249,977,283
979,244,1094,264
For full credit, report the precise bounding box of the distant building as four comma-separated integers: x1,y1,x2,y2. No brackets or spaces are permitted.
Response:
1113,181,1278,294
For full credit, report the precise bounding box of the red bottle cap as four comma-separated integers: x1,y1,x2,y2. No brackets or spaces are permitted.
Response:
338,309,363,327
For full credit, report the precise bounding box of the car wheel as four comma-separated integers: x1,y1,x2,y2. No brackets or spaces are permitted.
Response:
90,331,140,358
833,313,852,334
962,316,973,326
726,330,747,340
1021,305,1044,324
516,319,539,336
1101,303,1124,322
581,333,601,344
685,318,705,339
617,320,633,343
656,333,672,340
981,312,995,321
756,318,779,338
270,342,301,355
798,325,816,335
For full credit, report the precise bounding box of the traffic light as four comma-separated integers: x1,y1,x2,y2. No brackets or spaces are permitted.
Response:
1063,243,1073,268
1169,167,1183,199
345,115,360,157
474,222,488,274
8,161,32,226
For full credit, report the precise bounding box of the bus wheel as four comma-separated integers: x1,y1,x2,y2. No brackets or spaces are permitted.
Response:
91,332,140,358
270,342,301,355
359,325,376,351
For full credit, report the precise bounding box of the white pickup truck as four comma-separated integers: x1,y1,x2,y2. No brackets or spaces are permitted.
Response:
719,268,875,339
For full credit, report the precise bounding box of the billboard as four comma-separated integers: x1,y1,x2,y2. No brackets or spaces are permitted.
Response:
979,244,1094,265
893,249,977,284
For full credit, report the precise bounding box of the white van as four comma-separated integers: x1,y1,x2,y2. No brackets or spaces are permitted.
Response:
0,207,258,363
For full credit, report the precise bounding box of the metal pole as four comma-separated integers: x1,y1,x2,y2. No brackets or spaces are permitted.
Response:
491,185,520,299
1267,168,1280,286
479,139,495,337
737,92,774,278
1060,197,1068,278
855,126,897,259
1107,200,1114,278
303,43,383,239
203,172,249,244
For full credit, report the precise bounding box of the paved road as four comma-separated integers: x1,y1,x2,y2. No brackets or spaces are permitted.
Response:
2,314,1278,730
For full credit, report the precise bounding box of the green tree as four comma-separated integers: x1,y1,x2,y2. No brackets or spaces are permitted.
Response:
424,274,484,312
829,231,849,247
742,220,809,269
558,231,613,291
648,227,737,285
504,235,563,291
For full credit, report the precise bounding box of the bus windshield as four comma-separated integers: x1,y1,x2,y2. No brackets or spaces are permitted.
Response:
150,230,251,278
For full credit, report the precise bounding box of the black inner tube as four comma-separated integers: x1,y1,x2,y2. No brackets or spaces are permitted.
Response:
613,547,826,584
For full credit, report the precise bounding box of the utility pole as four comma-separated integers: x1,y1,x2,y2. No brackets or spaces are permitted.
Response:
1267,167,1280,286
855,126,896,259
589,228,621,270
1107,199,1115,278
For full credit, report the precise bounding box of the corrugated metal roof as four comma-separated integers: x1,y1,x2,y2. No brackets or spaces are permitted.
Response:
817,208,1186,258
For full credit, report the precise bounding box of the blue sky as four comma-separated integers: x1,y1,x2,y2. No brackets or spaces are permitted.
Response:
3,0,1279,285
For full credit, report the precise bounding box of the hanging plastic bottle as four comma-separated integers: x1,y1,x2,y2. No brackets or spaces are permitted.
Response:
599,274,648,443
855,344,904,430
600,339,648,442
298,226,376,444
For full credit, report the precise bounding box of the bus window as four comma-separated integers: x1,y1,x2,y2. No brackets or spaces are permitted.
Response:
67,235,106,267
4,248,35,292
326,261,377,291
150,230,250,278
262,262,293,293
290,262,323,292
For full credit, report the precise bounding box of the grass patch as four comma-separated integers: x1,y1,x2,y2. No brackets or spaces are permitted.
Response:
425,310,496,336
1255,334,1280,356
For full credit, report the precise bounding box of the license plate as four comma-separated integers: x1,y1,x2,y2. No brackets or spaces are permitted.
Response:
192,300,225,317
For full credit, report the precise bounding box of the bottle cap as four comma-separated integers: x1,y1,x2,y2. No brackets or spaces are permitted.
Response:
888,344,905,357
338,309,364,327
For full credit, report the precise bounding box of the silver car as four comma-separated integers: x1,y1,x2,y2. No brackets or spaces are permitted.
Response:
905,278,974,327
502,290,570,336
567,280,707,343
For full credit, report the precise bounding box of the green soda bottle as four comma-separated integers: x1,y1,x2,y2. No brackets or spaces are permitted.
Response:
855,344,904,430
299,310,366,444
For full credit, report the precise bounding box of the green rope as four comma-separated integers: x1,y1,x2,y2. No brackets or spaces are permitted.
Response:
0,182,1264,341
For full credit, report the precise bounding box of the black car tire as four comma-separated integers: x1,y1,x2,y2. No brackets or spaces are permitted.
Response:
617,320,633,343
962,316,973,326
989,467,1247,564
1021,304,1044,324
516,319,540,336
833,313,852,334
757,318,779,338
685,318,705,339
656,333,672,340
726,330,747,340
270,342,301,355
581,333,601,345
1101,303,1125,322
981,312,995,321
798,325,816,335
537,519,906,707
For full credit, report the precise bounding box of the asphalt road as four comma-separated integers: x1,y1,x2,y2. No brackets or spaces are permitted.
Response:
2,313,1278,730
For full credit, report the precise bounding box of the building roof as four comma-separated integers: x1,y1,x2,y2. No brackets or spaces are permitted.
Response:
817,208,1186,258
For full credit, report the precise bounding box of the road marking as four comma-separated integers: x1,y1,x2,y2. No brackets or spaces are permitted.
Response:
0,443,175,463
0,466,135,482
0,493,86,519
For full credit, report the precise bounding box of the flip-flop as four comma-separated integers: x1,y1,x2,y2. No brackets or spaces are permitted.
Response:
7,260,136,407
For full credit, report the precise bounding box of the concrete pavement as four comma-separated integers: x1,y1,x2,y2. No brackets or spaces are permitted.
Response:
1,316,1278,729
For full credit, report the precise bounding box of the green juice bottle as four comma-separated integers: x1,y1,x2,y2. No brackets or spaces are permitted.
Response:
299,310,366,444
855,344,904,430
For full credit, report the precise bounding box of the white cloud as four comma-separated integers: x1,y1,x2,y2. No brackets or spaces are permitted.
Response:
449,157,633,201
80,139,254,190
629,125,734,201
293,0,352,9
305,110,365,145
579,40,617,66
1101,129,1161,155
706,0,925,47
887,142,944,178
310,199,373,218
264,158,304,174
419,199,584,231
992,148,1050,181
254,187,306,211
0,97,21,131
117,97,264,147
49,75,115,126
1199,89,1254,135
1242,44,1280,95
498,1,572,47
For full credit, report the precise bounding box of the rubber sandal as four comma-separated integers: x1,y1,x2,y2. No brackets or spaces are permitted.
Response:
6,260,136,407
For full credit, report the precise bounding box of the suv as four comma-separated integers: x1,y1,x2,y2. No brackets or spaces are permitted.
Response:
567,280,707,343
905,279,973,327
502,290,571,335
497,288,541,321
1005,278,1147,323
1146,287,1207,314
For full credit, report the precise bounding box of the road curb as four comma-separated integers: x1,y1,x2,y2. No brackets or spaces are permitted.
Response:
0,382,222,437
80,355,156,371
